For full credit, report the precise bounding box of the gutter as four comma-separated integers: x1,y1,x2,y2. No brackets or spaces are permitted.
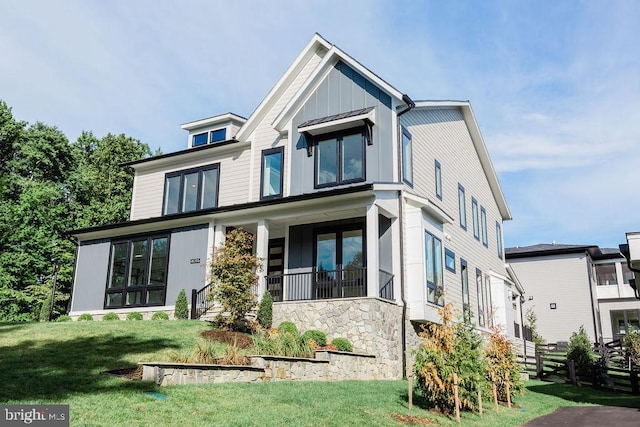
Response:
397,94,415,117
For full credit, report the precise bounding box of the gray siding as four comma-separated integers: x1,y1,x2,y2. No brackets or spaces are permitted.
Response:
509,254,598,343
71,240,111,312
166,226,210,305
289,62,395,196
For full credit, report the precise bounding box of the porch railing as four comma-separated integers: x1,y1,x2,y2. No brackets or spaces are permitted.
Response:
265,267,394,302
191,283,214,320
379,269,394,300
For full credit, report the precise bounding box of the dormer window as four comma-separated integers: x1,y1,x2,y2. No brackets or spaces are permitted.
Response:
191,128,227,147
193,132,208,147
211,128,226,143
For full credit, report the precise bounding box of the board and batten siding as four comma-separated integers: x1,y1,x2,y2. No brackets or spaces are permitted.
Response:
509,254,597,343
71,240,111,312
130,148,251,220
288,62,395,196
247,48,326,201
400,107,506,329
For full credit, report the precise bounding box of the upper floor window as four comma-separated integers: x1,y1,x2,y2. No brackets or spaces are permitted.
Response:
315,128,365,188
596,263,618,286
211,128,226,143
472,198,480,240
105,235,169,308
163,164,220,215
622,261,634,284
425,231,444,306
445,248,455,273
481,206,488,247
402,127,413,186
496,221,503,258
458,184,467,230
193,132,208,147
477,268,485,327
435,160,442,199
461,259,470,322
261,147,283,200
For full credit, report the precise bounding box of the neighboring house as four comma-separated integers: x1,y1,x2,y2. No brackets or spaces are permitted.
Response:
69,33,519,378
506,243,640,344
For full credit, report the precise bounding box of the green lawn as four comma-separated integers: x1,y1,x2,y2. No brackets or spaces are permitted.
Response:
2,321,638,426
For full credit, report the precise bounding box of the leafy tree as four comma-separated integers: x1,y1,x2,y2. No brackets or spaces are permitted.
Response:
525,307,544,344
209,229,262,331
567,325,596,368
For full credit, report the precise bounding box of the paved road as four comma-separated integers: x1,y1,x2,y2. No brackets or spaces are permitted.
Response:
523,406,640,426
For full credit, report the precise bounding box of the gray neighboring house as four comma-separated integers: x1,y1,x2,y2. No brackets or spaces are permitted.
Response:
68,33,521,378
506,243,640,344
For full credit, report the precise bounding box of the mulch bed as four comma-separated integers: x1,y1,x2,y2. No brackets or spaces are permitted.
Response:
390,413,435,425
102,366,143,380
200,330,254,348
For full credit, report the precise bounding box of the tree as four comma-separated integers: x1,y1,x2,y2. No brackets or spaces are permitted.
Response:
209,229,262,331
485,326,524,402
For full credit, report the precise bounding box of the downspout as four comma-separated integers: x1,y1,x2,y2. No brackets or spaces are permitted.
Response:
396,94,414,379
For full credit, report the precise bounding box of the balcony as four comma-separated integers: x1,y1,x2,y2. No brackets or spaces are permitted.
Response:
265,267,394,302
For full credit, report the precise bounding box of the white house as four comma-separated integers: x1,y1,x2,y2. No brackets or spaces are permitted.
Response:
69,33,520,378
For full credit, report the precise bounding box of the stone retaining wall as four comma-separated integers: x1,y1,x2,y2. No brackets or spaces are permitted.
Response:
141,351,378,386
272,297,404,379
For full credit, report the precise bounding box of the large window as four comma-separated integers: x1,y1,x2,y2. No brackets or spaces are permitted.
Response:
402,127,413,186
425,231,444,306
596,263,618,286
105,235,169,308
315,128,365,188
622,261,634,284
163,164,220,215
461,259,470,322
261,147,283,200
611,309,640,338
481,207,488,247
434,160,442,199
458,184,467,230
472,198,479,240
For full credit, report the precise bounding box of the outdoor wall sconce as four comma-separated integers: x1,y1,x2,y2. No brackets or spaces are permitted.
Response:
550,303,557,309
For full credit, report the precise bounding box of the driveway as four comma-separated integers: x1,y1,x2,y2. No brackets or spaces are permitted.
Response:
523,406,640,426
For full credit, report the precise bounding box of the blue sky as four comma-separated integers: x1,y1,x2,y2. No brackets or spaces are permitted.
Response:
1,0,638,249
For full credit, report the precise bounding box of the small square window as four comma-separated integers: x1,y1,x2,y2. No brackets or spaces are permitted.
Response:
211,128,226,143
193,132,208,147
445,248,455,273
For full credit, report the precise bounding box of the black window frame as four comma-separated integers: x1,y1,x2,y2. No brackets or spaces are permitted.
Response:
192,132,208,147
435,159,442,200
461,258,470,323
104,234,171,309
458,184,467,230
472,197,480,240
210,128,227,143
496,221,503,258
425,230,444,307
445,248,455,273
162,163,220,215
476,268,485,327
313,126,367,189
481,206,488,247
402,126,413,187
260,147,284,200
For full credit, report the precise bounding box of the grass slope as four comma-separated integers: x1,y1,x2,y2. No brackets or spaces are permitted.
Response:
1,321,638,426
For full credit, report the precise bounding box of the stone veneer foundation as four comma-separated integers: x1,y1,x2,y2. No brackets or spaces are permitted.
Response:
272,297,405,379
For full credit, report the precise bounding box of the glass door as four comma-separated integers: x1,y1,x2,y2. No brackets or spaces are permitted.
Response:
314,225,365,299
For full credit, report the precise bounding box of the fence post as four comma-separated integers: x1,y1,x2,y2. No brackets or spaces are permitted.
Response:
631,371,639,395
567,360,577,385
477,388,483,417
190,289,197,320
453,373,460,422
536,353,543,379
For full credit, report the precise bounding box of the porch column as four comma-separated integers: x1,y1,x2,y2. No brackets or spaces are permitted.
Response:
256,219,270,298
391,214,402,303
366,203,379,298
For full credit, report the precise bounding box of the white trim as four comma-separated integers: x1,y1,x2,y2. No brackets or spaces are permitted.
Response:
181,113,246,131
404,192,454,224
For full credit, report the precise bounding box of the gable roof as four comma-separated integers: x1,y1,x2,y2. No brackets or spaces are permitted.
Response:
236,33,410,141
412,100,512,221
505,243,601,259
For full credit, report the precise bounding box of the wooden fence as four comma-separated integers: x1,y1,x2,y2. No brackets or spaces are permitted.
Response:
534,342,639,395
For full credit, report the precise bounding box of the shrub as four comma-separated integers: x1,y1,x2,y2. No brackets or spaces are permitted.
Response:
331,337,353,352
567,325,596,368
209,229,262,330
56,315,71,322
77,313,93,321
257,291,273,329
625,330,640,366
39,295,53,322
414,303,485,414
174,289,189,320
251,329,313,358
152,311,169,321
302,330,327,347
278,321,298,335
126,312,143,321
485,326,524,402
102,312,120,321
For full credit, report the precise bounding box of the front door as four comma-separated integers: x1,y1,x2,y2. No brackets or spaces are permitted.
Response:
266,238,285,301
314,224,365,299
